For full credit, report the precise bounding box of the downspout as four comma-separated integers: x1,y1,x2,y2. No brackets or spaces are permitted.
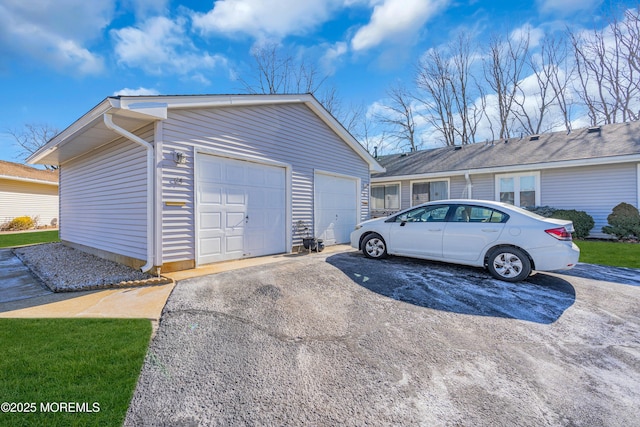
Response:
464,171,473,199
103,113,155,273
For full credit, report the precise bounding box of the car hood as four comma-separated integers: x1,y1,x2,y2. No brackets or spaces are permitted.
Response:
356,217,387,228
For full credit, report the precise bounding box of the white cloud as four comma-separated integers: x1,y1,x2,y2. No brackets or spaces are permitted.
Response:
113,87,161,96
351,0,450,52
510,24,545,49
191,0,343,40
111,16,228,78
320,41,348,75
123,0,170,19
536,0,603,16
0,0,111,74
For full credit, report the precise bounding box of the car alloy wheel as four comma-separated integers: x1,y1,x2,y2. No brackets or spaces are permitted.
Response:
362,234,388,259
487,247,531,282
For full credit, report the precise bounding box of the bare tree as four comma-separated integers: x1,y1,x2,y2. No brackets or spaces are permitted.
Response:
6,123,58,169
543,35,576,133
237,42,367,137
376,83,419,152
513,34,567,135
416,48,456,146
570,7,640,125
449,33,484,144
483,33,530,139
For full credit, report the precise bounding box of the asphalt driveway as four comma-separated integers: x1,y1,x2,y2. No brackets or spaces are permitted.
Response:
126,250,640,426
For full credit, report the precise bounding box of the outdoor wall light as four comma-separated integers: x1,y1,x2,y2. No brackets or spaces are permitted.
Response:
173,151,187,165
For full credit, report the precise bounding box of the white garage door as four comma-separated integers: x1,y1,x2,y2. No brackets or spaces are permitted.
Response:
315,172,358,245
197,154,286,264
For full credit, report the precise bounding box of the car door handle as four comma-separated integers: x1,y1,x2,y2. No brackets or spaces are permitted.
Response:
428,228,442,232
481,229,499,232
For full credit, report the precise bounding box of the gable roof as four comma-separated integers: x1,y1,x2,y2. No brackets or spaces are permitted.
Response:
374,120,640,179
0,160,58,185
27,93,384,173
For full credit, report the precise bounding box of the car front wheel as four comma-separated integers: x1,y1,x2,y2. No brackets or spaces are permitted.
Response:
486,247,531,282
362,233,388,259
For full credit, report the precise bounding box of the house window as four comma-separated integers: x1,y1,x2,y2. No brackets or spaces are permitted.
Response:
411,180,449,205
496,172,540,208
371,184,400,210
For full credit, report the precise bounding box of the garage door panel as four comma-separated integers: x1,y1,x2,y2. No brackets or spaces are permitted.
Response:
198,162,223,182
226,188,246,205
200,212,221,230
225,164,245,182
200,184,222,204
315,173,358,246
197,154,286,264
200,237,222,258
225,235,244,253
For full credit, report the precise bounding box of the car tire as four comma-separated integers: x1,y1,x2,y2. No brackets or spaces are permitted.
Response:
486,247,531,282
362,233,388,259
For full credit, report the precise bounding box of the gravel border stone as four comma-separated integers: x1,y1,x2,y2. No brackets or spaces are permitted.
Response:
14,243,172,292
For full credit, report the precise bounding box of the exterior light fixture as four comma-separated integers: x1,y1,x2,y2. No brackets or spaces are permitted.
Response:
173,151,187,165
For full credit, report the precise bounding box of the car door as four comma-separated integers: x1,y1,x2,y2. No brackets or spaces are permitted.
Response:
442,205,508,262
387,204,451,258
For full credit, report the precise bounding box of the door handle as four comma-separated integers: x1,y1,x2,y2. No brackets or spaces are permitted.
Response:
481,229,498,232
428,228,442,232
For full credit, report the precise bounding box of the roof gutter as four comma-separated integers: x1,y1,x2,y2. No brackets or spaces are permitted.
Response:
103,113,155,273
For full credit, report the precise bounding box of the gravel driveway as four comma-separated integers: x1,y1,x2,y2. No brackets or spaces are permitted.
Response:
126,250,640,426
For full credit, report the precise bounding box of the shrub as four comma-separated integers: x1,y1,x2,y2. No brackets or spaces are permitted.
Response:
602,202,640,240
551,209,595,239
1,216,36,231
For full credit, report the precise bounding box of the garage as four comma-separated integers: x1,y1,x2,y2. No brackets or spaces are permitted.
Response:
197,154,287,264
314,172,359,245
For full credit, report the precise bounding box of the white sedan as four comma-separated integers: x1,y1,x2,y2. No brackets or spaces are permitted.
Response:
351,200,580,282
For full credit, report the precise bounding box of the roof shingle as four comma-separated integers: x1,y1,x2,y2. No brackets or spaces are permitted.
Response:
374,121,640,178
0,160,58,183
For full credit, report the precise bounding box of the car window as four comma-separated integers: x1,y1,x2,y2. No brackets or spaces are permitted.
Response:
451,206,509,223
395,205,450,223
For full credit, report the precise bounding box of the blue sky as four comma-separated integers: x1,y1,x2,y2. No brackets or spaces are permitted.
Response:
0,0,635,164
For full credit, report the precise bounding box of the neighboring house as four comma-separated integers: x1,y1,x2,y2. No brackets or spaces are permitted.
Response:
0,160,58,228
28,94,383,272
371,120,640,238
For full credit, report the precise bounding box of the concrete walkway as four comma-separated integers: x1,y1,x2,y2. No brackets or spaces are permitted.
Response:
0,248,174,320
0,249,50,302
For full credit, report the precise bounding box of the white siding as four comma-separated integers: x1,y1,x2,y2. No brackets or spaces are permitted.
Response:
60,126,151,260
160,103,370,263
542,163,639,236
0,179,58,227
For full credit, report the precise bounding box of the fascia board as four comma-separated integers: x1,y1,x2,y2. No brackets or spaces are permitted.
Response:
0,175,58,186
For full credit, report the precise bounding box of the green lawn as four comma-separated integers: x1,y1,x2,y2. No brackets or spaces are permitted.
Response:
0,319,151,427
575,240,640,269
0,230,59,248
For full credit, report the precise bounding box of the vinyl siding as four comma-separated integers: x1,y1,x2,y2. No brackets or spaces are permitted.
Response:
160,103,370,263
0,179,58,226
59,126,151,260
465,173,494,200
541,163,639,237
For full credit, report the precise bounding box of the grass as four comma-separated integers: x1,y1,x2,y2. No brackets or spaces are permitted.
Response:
575,240,640,269
0,319,151,427
0,230,59,248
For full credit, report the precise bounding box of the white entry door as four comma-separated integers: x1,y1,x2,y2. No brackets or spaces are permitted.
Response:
314,172,358,245
197,154,286,264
